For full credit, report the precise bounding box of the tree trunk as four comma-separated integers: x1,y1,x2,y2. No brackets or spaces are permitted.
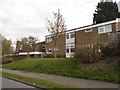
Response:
27,52,29,60
54,38,57,58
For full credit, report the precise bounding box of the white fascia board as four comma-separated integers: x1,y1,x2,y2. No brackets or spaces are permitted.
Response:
75,20,116,32
18,52,28,55
19,52,45,55
66,30,75,33
29,52,45,54
116,18,120,23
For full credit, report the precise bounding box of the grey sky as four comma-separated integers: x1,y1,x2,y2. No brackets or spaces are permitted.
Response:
0,0,119,44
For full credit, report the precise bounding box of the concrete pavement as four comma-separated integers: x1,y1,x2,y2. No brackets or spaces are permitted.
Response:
2,69,119,88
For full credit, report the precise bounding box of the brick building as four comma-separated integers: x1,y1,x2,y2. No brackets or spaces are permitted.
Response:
45,34,66,57
13,41,45,60
45,18,120,58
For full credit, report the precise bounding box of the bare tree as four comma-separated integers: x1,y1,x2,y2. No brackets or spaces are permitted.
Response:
15,36,38,59
46,9,66,58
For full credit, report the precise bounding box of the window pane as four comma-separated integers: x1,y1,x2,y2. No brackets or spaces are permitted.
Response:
71,48,75,52
105,24,112,33
66,49,69,53
98,26,104,34
70,32,75,38
66,33,69,39
42,45,45,49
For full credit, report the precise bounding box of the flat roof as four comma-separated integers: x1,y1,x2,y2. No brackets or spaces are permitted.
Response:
18,52,45,55
45,18,120,38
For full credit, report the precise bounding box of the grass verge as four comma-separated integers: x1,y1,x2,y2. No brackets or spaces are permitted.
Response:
2,58,119,83
2,72,75,89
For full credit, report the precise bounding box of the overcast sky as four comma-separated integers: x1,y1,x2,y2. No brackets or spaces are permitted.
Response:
0,0,120,44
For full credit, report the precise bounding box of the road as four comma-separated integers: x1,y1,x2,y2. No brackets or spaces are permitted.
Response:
2,77,35,88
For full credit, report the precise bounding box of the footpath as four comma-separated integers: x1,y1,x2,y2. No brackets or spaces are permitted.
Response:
2,69,119,88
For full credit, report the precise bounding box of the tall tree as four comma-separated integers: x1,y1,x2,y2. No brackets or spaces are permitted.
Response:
93,1,118,24
46,9,66,58
1,35,13,57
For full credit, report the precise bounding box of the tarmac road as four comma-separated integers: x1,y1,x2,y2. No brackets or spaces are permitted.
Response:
2,77,35,88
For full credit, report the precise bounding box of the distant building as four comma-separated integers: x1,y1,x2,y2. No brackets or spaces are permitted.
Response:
13,41,45,60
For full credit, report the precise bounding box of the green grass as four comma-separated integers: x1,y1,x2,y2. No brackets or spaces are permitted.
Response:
0,72,1,76
3,58,120,83
2,72,75,89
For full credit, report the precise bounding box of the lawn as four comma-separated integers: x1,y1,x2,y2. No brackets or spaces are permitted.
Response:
2,58,119,83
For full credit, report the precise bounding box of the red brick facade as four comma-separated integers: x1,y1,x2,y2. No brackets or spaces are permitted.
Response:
75,23,117,50
45,18,120,58
45,34,65,57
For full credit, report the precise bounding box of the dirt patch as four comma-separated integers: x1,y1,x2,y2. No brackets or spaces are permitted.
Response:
78,57,119,71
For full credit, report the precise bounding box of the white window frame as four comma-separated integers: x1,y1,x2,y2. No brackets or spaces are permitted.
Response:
98,26,105,34
98,24,112,34
46,48,52,54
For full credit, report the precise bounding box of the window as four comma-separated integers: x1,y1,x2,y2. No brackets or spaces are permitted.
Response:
105,24,112,33
46,38,49,43
66,49,69,53
66,33,69,39
98,26,104,34
48,48,52,52
71,48,75,52
47,48,52,54
98,24,112,34
85,28,92,32
46,38,52,43
42,45,45,49
70,32,75,38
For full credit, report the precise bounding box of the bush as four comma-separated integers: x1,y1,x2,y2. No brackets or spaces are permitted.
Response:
75,44,101,63
44,54,54,58
75,47,90,63
2,58,12,64
100,40,120,57
57,55,66,58
75,39,120,63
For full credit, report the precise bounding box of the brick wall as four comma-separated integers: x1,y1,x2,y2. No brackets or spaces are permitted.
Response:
34,42,45,52
75,23,116,50
116,22,120,30
45,34,65,57
45,20,119,58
